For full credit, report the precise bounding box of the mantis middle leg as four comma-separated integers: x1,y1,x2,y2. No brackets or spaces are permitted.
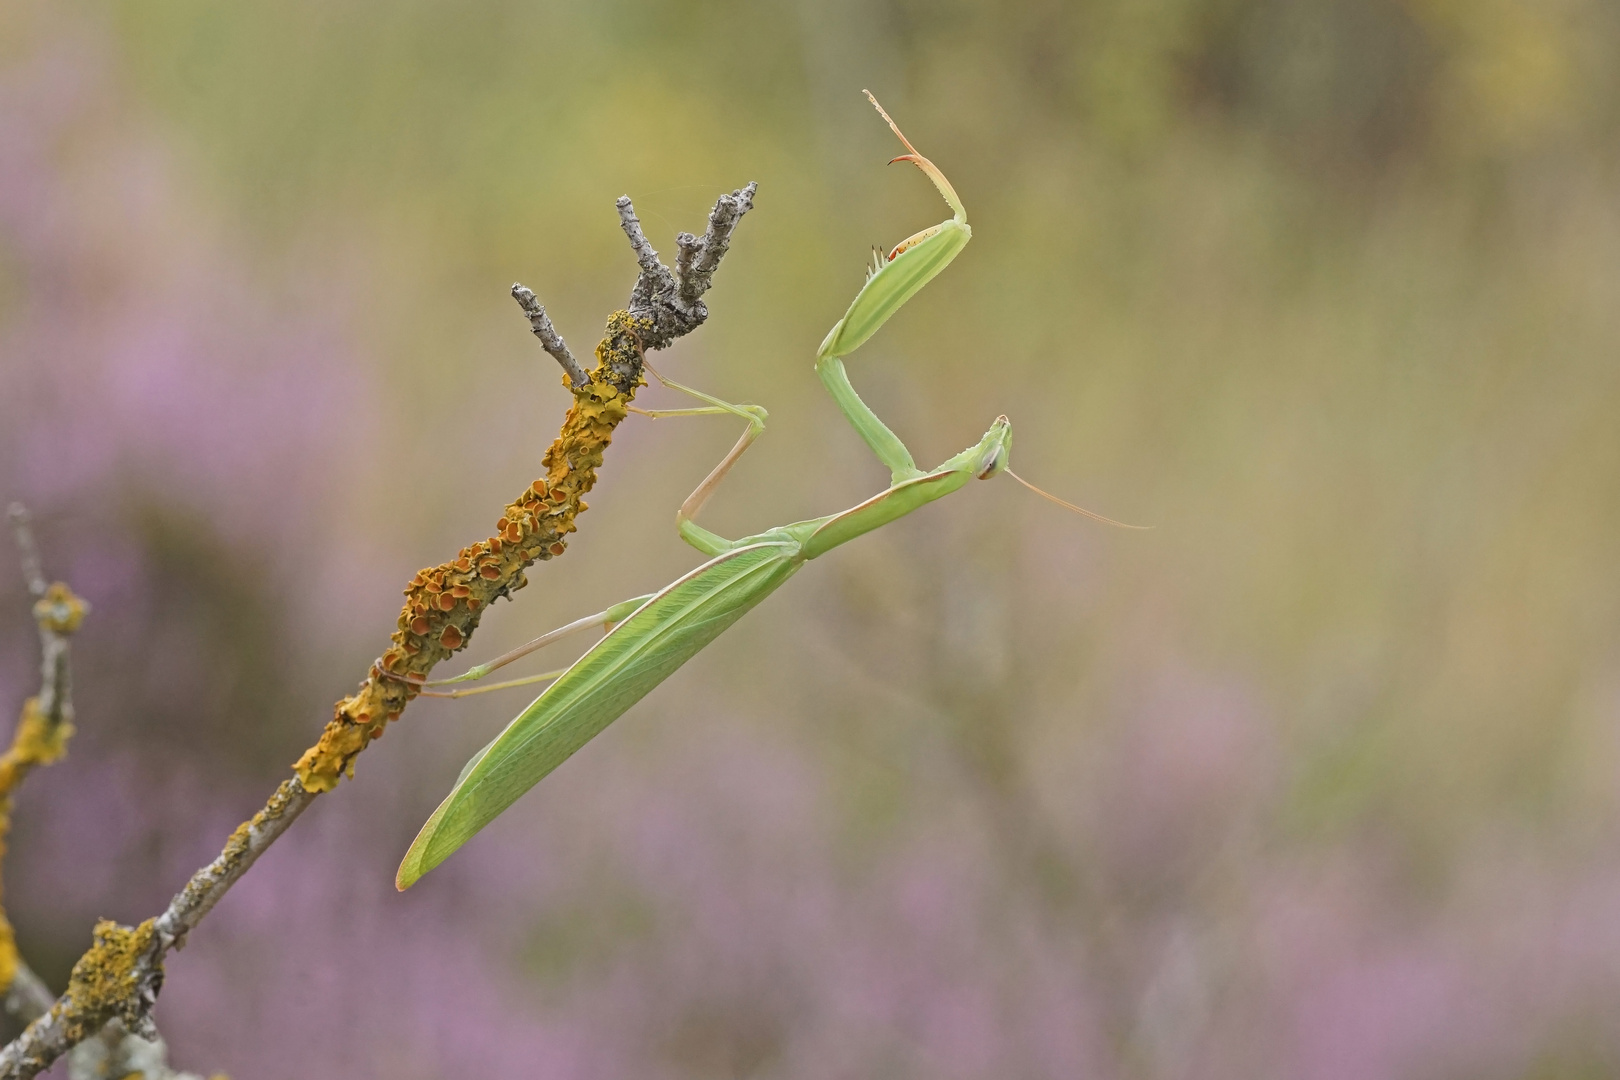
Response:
631,359,769,557
392,592,657,698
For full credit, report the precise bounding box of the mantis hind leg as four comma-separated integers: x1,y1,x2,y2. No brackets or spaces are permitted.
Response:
387,593,656,699
633,359,768,556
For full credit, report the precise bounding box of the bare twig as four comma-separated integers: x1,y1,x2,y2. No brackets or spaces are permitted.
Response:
512,285,590,388
6,506,82,732
156,779,315,943
678,183,756,308
616,195,672,290
0,181,757,1079
4,511,43,601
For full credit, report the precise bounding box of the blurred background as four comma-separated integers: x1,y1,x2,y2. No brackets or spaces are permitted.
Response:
3,0,1620,1076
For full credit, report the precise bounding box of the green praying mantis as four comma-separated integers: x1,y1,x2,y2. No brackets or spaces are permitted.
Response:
395,92,1140,890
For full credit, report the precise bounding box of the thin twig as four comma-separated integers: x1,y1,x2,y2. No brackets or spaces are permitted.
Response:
616,195,672,287
4,510,43,601
0,180,757,1080
511,285,590,388
156,779,316,945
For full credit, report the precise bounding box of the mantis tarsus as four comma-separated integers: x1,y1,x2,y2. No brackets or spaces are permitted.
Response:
395,92,1139,890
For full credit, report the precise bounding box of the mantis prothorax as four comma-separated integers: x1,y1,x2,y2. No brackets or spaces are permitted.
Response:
394,91,1139,890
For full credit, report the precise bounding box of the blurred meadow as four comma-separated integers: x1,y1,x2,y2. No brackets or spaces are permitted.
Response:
3,0,1620,1076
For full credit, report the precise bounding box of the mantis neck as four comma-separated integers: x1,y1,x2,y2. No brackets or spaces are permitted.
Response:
711,417,1008,563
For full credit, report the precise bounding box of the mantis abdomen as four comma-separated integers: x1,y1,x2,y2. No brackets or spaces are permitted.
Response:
398,541,803,887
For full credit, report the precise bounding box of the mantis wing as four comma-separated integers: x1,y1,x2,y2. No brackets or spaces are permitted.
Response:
398,541,803,888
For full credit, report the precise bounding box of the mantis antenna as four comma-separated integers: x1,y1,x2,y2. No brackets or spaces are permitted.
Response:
1005,469,1151,530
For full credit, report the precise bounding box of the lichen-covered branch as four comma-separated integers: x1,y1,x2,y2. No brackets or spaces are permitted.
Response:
0,182,755,1080
293,182,757,793
1,513,210,1077
0,507,86,1006
0,783,307,1078
0,690,74,1002
0,919,158,1077
4,506,83,733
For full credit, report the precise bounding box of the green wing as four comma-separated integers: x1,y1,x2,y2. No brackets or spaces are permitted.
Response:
397,541,803,888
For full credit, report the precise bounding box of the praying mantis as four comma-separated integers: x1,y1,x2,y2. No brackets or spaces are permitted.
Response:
395,92,1137,890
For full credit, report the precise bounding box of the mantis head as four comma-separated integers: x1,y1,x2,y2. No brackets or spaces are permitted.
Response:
973,416,1013,480
970,416,1149,528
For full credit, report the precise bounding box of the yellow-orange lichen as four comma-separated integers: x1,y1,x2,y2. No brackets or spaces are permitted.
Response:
0,637,80,990
48,918,158,1041
293,311,650,792
0,698,73,792
33,582,87,635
